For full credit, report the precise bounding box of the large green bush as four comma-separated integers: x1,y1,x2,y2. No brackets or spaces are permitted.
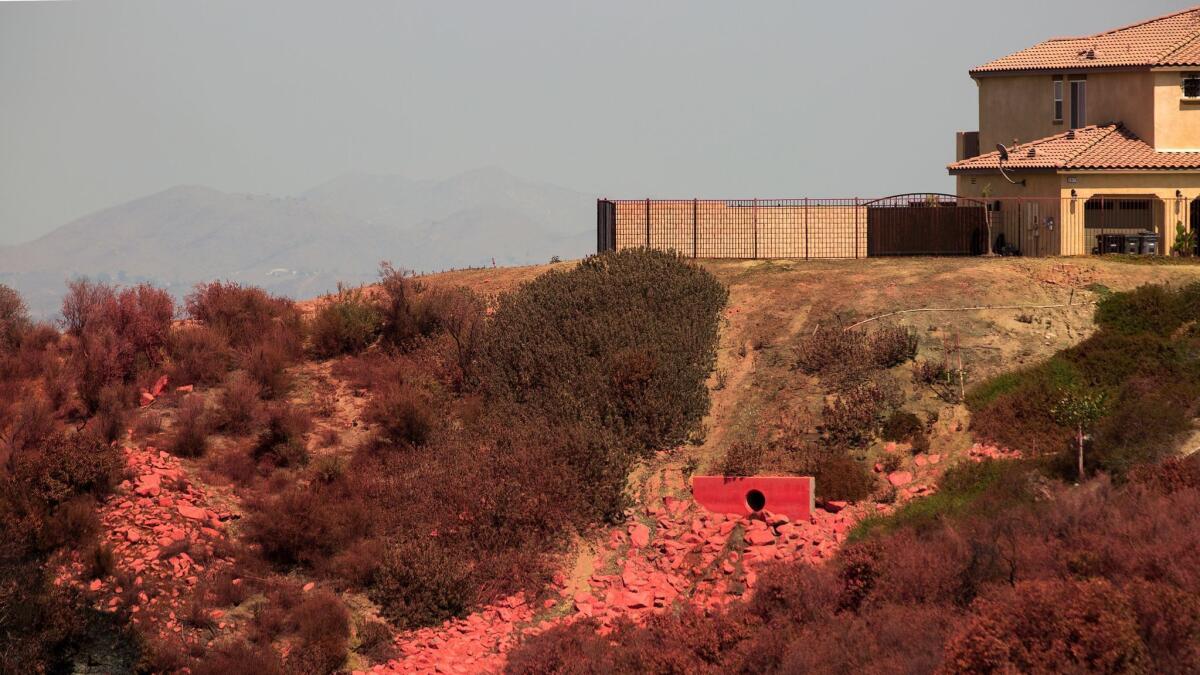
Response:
970,282,1200,474
481,248,727,457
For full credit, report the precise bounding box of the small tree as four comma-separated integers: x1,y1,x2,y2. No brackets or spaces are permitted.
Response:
1172,221,1195,257
1052,388,1106,480
981,184,996,256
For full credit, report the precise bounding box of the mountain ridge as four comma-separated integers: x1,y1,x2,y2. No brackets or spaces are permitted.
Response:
0,169,594,317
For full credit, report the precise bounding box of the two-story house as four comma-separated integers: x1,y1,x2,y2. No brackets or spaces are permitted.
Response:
948,6,1200,256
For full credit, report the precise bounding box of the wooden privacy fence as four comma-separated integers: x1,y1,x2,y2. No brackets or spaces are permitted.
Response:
597,194,1182,258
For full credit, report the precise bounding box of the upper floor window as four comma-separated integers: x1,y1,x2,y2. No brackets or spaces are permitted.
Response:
1052,78,1064,121
1070,78,1087,129
1184,73,1200,99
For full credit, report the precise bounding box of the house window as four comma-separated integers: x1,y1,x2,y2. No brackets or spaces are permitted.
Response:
1052,78,1064,121
1184,73,1200,99
1070,79,1087,128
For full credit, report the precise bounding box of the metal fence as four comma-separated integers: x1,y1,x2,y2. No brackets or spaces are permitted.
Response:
598,194,1193,258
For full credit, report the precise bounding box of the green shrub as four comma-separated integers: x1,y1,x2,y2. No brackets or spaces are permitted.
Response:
813,455,875,502
721,440,765,476
0,284,31,353
310,286,382,358
968,358,1080,456
1090,376,1197,476
10,430,123,507
850,459,1032,542
370,538,475,630
1093,282,1200,337
375,263,442,349
795,321,918,388
481,249,726,457
820,379,898,448
881,411,922,443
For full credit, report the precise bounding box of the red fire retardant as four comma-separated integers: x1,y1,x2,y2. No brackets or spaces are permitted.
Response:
691,476,815,520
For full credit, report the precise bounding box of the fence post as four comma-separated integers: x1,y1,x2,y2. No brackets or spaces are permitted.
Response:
645,198,651,248
692,198,698,259
804,198,809,260
753,198,758,260
855,198,861,259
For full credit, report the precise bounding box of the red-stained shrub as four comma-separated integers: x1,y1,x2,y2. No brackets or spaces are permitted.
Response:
364,383,434,449
252,403,312,468
185,281,303,351
2,393,56,454
240,335,294,399
171,395,211,458
169,324,233,386
819,379,896,448
246,480,370,569
190,640,283,675
285,590,351,674
87,383,132,444
62,280,174,412
213,371,263,435
435,286,487,386
376,263,441,349
940,579,1147,674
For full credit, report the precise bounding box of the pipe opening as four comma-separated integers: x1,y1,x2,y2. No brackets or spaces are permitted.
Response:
745,489,766,512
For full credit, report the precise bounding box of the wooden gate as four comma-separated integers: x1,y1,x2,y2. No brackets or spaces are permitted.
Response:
865,194,987,256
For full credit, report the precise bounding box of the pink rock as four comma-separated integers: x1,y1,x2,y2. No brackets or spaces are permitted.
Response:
175,384,194,394
622,591,652,609
89,579,103,592
134,474,161,497
745,529,775,546
150,375,169,397
928,454,941,465
303,581,316,592
177,504,206,521
884,442,898,453
915,455,928,467
139,391,155,407
629,523,650,548
823,500,848,513
887,471,913,487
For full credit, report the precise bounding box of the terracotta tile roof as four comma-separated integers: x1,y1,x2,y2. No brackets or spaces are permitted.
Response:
948,124,1200,172
971,6,1200,74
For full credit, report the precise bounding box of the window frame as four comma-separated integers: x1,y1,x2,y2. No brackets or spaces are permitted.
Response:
1052,77,1064,122
1184,72,1200,99
1069,78,1087,129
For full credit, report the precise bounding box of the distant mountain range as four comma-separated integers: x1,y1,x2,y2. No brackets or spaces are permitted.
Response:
0,168,594,317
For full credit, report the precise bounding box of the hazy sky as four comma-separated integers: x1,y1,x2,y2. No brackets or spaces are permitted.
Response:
0,0,1188,245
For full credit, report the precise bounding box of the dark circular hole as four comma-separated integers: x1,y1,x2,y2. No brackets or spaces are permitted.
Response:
745,489,766,512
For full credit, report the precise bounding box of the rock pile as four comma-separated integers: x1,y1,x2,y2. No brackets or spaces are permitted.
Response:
969,442,1021,461
60,444,239,651
360,493,867,675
